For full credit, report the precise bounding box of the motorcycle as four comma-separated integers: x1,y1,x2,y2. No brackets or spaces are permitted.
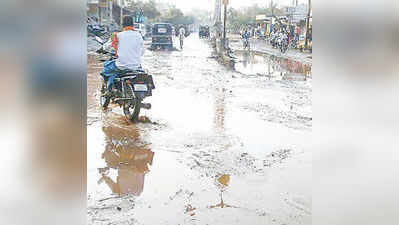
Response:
279,37,288,53
94,36,155,122
290,38,298,49
270,35,278,49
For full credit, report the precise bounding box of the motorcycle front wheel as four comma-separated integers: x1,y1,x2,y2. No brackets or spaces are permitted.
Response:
122,82,141,122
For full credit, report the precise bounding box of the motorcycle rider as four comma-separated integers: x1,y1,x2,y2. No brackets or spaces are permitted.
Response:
101,16,145,97
279,30,288,52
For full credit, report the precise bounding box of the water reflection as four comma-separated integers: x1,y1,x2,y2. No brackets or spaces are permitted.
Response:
98,125,154,196
235,51,312,80
214,86,226,133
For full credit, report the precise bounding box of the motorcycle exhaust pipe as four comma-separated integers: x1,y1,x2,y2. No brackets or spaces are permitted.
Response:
141,103,152,110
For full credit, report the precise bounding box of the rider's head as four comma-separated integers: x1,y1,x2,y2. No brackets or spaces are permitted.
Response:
122,16,133,28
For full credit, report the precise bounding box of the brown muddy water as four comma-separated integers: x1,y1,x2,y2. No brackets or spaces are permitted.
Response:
234,50,312,81
87,35,312,225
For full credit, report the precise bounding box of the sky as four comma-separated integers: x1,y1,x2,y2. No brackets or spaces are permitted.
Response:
161,0,308,12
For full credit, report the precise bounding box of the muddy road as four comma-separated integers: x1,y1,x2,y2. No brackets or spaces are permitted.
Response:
87,35,312,225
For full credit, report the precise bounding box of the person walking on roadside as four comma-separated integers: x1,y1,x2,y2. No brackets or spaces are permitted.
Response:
295,26,300,42
178,27,185,50
242,29,250,50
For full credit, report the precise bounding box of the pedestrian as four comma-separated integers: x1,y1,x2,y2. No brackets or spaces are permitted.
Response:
179,27,185,49
295,26,300,41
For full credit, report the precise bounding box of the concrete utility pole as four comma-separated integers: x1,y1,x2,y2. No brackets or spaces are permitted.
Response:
305,0,311,49
213,0,222,38
223,0,228,44
98,3,102,25
119,0,125,27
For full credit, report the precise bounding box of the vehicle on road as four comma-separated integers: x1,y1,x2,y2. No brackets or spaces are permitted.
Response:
290,38,298,49
199,25,210,39
151,23,174,50
95,36,155,122
278,36,288,53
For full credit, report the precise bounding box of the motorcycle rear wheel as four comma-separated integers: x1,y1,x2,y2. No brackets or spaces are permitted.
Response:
122,82,141,122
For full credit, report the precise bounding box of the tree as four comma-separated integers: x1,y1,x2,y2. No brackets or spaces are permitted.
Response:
126,0,160,20
159,5,194,25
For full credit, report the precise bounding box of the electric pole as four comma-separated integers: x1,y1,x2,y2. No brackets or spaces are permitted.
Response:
223,0,228,44
213,0,222,38
120,0,124,27
110,0,113,24
98,3,102,25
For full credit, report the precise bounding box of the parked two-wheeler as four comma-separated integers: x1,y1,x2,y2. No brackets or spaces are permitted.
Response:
270,36,278,49
94,36,155,122
290,38,298,49
279,37,288,53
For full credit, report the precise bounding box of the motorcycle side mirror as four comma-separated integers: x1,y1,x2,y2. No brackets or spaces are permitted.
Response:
95,36,104,44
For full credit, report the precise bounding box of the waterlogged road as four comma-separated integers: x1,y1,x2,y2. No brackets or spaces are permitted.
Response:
87,35,312,225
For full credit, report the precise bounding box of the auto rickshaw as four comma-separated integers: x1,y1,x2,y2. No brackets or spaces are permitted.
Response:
199,26,210,39
151,23,173,50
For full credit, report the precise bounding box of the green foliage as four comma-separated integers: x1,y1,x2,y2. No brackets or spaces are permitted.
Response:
126,0,160,20
185,9,212,25
159,5,194,25
226,4,284,32
126,1,194,25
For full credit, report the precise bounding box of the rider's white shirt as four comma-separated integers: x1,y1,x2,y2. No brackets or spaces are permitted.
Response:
116,30,145,70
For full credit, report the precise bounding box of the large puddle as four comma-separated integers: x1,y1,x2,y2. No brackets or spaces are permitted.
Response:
234,50,312,81
87,36,312,225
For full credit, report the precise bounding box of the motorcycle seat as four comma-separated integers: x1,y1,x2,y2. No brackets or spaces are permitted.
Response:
118,69,147,77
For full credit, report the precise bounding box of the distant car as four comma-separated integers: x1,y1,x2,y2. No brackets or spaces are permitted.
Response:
151,23,173,50
134,23,147,39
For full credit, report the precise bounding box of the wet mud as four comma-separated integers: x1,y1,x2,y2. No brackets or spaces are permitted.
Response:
87,35,312,225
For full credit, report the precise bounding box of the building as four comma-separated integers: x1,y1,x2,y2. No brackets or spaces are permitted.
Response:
255,15,272,36
282,3,309,35
87,0,116,25
87,0,99,19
